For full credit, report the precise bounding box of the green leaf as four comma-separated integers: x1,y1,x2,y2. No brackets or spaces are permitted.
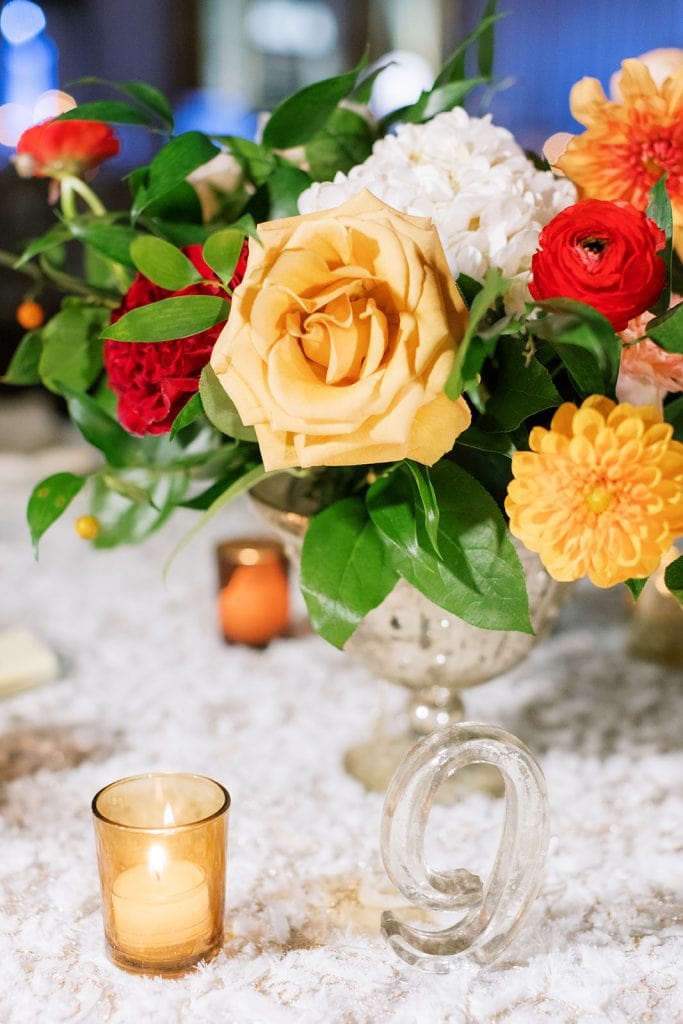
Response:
15,223,71,267
646,300,683,353
71,222,139,269
300,497,399,649
477,0,499,79
1,330,43,385
445,268,512,398
132,133,220,219
38,304,107,394
433,9,505,87
367,460,532,633
57,100,155,126
456,425,514,456
102,295,230,342
262,54,368,149
480,336,561,431
91,471,188,548
101,473,157,507
60,387,136,467
199,364,257,441
403,462,441,555
625,577,647,601
304,107,375,182
664,555,683,606
119,80,174,128
251,164,313,220
385,78,486,127
664,393,683,440
170,393,204,439
202,229,245,286
646,175,672,315
531,298,621,396
130,235,203,290
27,472,86,553
143,216,210,247
212,136,275,186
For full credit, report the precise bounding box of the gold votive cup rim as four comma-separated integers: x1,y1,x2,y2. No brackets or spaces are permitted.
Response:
92,772,231,833
215,536,286,567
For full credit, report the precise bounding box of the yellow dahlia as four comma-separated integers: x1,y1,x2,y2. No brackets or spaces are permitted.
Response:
505,396,683,588
557,60,683,257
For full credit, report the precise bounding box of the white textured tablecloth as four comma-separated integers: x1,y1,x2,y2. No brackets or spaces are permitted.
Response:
1,455,682,1024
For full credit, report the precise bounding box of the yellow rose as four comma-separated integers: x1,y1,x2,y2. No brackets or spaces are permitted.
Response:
210,191,471,470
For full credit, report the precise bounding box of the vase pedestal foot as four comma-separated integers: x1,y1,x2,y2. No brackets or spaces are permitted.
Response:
343,735,504,802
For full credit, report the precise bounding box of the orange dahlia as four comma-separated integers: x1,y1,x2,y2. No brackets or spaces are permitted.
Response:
505,396,683,588
557,60,683,257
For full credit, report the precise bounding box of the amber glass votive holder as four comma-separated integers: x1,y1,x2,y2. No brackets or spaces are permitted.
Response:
216,537,289,647
92,772,230,976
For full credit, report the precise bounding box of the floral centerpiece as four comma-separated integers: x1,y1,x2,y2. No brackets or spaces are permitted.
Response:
4,6,683,650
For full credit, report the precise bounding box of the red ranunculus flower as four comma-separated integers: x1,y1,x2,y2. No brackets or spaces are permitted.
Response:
104,243,248,435
529,199,666,331
14,118,120,178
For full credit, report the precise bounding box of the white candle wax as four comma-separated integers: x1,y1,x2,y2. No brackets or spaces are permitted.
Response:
112,847,211,956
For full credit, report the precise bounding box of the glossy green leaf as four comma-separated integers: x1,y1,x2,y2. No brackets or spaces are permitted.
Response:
260,164,313,220
445,267,512,398
386,78,486,127
57,101,155,126
262,55,368,149
130,235,203,289
170,393,204,439
60,387,136,467
477,0,499,78
664,555,683,606
71,222,139,269
403,462,441,555
646,300,683,353
202,229,245,286
531,298,621,396
102,295,230,342
646,175,672,315
2,330,43,385
119,80,174,128
212,136,275,186
27,472,86,553
300,496,399,649
199,365,257,441
39,304,107,394
304,107,375,181
132,132,220,218
367,460,532,633
481,337,561,431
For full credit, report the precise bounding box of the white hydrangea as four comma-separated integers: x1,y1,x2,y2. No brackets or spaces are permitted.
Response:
298,107,577,311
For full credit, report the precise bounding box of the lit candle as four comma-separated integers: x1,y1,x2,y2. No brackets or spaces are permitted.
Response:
216,537,289,647
112,844,211,957
92,772,230,975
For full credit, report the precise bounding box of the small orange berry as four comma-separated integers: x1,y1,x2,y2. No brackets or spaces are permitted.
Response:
75,514,101,541
16,300,45,330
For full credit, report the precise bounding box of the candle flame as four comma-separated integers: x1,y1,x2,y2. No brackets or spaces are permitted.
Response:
162,802,176,827
147,843,166,881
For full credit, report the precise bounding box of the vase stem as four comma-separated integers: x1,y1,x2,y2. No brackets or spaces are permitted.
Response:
409,685,465,736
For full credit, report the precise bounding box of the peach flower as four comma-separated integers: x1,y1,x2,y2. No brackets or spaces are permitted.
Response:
211,191,471,470
617,298,683,410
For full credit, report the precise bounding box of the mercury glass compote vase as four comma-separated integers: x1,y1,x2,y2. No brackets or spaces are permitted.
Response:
252,476,568,794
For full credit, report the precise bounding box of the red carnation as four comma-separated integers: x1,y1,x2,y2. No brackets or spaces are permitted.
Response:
529,199,666,332
104,243,248,436
14,118,120,178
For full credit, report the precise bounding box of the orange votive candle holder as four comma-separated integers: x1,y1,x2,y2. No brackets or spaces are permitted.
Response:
216,537,290,648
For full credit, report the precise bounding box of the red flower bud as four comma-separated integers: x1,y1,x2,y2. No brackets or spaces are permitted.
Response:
15,118,120,178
